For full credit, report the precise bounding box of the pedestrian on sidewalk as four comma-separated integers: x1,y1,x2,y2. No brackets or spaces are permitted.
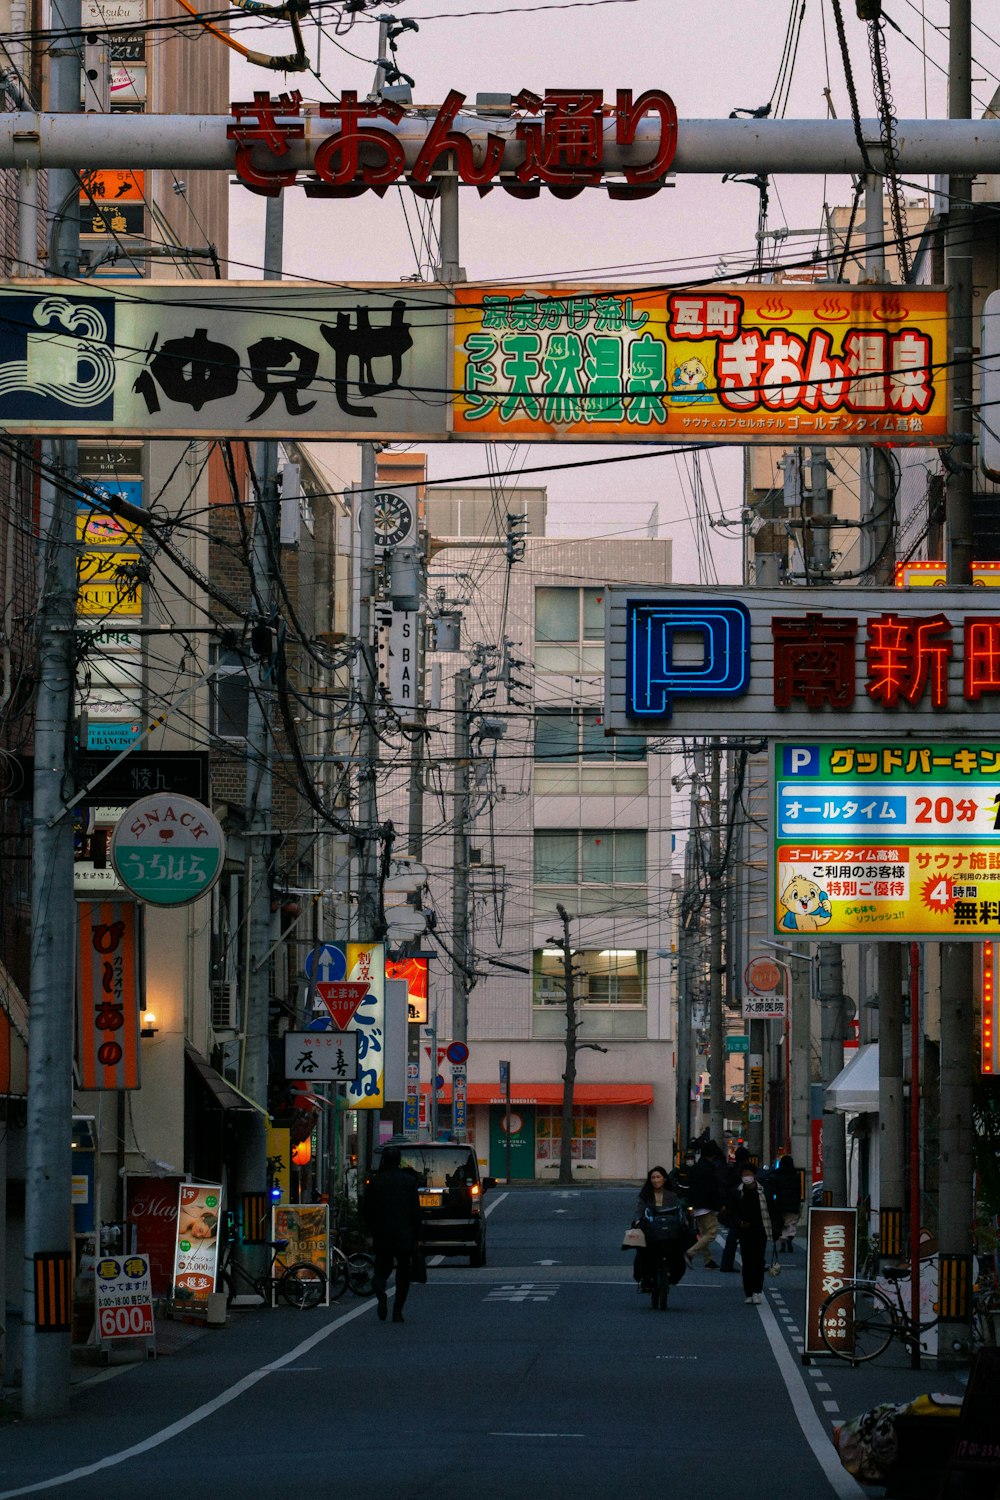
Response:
728,1159,773,1304
684,1140,725,1270
362,1144,421,1324
771,1153,802,1252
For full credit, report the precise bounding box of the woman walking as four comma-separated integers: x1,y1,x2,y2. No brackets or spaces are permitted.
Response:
726,1159,773,1305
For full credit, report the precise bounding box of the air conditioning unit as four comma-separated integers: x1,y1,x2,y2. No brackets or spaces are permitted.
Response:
211,980,238,1031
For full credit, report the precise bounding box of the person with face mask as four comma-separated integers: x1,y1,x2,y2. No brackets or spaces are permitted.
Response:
727,1159,773,1304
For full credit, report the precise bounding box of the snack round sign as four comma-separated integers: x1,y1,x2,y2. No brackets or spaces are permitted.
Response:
110,793,225,906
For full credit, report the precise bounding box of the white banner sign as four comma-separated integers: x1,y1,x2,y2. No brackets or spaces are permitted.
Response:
0,282,449,440
742,992,788,1020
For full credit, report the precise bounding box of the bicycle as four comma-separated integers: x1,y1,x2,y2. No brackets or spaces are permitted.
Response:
220,1237,328,1310
328,1227,375,1300
819,1258,939,1364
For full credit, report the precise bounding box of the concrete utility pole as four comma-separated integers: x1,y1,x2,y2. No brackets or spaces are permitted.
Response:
807,446,848,1201
22,0,80,1420
238,193,283,1262
451,668,471,1043
707,746,726,1145
861,173,897,587
939,0,975,1355
877,944,905,1251
356,442,381,941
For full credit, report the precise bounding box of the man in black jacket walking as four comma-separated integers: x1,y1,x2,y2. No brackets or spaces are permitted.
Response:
362,1145,422,1322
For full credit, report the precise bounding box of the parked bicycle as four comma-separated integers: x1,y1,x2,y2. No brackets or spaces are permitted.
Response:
328,1227,375,1300
819,1258,939,1364
219,1237,328,1309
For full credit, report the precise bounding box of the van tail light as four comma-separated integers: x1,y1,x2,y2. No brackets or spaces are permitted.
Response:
471,1183,481,1197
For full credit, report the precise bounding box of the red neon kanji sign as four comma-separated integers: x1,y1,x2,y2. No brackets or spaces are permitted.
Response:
964,617,1000,702
866,612,952,709
772,613,857,709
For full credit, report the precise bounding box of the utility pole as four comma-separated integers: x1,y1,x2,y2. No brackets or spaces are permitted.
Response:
353,441,381,1176
707,745,726,1145
451,668,471,1042
22,0,80,1419
858,168,906,1253
238,194,283,1264
356,442,381,941
939,0,975,1355
805,444,848,1201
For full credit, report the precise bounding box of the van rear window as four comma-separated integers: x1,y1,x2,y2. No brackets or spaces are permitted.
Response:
398,1148,476,1188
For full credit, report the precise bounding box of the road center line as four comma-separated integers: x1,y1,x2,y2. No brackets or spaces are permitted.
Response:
756,1296,865,1500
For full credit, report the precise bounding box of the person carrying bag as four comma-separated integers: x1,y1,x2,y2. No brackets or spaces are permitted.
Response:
632,1166,691,1308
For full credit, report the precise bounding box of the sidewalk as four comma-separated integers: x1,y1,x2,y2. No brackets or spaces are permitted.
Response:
757,1237,970,1499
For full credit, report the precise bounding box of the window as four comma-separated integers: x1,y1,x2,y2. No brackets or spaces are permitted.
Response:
536,1108,598,1166
534,707,646,794
535,587,604,672
533,948,646,1006
535,708,645,763
534,830,646,885
210,645,250,740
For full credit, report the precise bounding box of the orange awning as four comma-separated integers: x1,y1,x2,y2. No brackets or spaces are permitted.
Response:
420,1082,653,1107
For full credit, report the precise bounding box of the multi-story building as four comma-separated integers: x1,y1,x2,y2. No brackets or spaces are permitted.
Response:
379,477,677,1180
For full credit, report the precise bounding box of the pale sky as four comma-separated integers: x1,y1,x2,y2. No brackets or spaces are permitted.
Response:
227,0,1000,582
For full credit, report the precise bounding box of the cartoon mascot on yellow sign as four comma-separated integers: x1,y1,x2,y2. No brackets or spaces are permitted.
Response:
778,871,832,933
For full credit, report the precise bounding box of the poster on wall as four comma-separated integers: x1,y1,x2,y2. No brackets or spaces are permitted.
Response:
171,1183,222,1305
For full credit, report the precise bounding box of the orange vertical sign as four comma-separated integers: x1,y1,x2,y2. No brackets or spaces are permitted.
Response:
77,901,141,1089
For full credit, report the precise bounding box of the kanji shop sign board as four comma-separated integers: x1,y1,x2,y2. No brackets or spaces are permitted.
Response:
95,1253,154,1345
0,282,450,440
0,281,948,445
454,283,947,445
605,587,1000,739
77,899,141,1090
284,1030,359,1082
302,941,386,1109
771,741,1000,941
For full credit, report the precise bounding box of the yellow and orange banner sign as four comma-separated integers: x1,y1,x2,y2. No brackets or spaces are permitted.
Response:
453,283,949,445
79,169,145,203
77,900,141,1089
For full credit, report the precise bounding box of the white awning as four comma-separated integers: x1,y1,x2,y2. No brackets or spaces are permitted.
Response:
826,1042,879,1114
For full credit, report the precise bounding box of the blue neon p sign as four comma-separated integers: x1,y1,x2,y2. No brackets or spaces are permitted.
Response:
625,598,752,720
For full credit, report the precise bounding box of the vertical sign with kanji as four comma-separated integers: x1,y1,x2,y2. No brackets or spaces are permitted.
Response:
77,900,141,1089
805,1206,858,1356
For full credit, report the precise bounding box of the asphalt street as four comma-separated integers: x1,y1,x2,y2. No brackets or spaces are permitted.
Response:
0,1186,954,1499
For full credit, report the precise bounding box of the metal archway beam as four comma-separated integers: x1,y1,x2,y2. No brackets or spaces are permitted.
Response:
0,113,996,176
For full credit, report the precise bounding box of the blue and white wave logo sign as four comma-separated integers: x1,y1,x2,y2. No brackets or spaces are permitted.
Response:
0,295,116,420
625,597,752,720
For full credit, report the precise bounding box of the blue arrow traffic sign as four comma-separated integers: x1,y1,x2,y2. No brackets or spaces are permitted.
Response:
303,943,348,983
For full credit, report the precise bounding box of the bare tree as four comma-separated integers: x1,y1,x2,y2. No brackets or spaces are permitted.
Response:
552,903,607,1185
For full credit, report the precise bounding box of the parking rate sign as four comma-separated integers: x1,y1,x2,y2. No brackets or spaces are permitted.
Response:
773,741,1000,940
